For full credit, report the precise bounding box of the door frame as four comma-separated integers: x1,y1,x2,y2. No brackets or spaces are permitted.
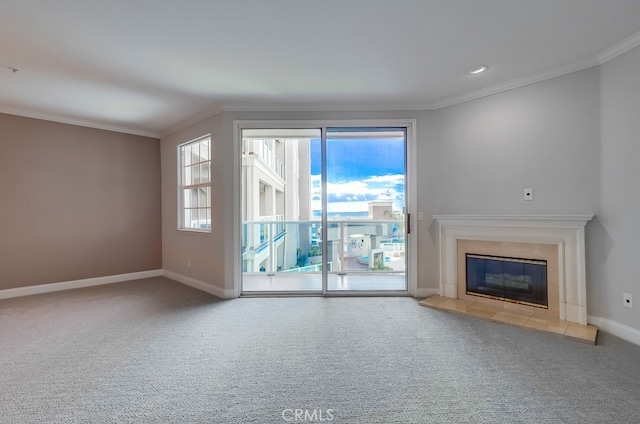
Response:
233,119,418,297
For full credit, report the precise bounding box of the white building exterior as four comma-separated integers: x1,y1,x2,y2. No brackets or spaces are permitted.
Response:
241,135,312,273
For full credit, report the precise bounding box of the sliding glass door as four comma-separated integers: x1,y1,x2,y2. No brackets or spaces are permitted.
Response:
241,129,323,292
325,128,407,291
240,126,407,294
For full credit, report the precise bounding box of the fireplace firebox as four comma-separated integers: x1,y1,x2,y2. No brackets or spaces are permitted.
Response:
466,254,548,308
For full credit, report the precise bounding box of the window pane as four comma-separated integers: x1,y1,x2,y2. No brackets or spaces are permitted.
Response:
200,163,210,183
184,209,192,228
179,135,211,231
200,187,206,209
183,144,192,166
185,165,190,186
183,189,191,208
192,142,200,163
200,139,210,160
199,209,207,229
191,188,199,208
192,163,200,184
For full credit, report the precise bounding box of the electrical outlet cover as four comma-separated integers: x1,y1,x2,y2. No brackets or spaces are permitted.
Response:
524,188,534,201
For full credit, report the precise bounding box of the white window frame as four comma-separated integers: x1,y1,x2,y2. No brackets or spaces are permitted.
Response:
233,119,418,298
178,134,211,233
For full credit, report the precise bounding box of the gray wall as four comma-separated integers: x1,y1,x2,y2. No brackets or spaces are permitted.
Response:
590,45,640,328
430,67,601,216
429,66,605,320
0,114,162,290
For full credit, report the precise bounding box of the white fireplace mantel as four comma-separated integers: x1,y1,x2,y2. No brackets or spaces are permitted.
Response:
433,214,594,324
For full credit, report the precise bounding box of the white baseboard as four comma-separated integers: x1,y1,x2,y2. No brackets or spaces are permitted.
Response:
588,315,640,347
414,288,439,299
162,270,236,299
0,269,164,300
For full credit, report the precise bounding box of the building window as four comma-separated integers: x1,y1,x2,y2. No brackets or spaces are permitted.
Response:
179,135,211,231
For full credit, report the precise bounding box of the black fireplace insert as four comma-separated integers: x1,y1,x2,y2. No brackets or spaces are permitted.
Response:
466,253,548,308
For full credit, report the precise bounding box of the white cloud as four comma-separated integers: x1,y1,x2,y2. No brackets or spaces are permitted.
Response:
309,173,405,213
363,175,405,185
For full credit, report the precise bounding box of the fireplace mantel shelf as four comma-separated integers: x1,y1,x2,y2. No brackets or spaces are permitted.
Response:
434,214,594,325
432,214,593,227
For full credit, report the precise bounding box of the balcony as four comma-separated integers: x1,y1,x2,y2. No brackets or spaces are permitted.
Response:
242,219,406,292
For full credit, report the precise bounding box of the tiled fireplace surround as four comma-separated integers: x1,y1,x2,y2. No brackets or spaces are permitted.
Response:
433,215,593,325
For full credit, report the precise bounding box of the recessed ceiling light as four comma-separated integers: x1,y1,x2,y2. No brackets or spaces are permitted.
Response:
468,65,488,75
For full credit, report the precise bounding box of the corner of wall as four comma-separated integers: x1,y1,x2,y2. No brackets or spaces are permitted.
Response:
162,270,236,299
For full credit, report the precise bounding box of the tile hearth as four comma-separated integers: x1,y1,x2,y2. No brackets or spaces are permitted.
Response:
420,295,598,344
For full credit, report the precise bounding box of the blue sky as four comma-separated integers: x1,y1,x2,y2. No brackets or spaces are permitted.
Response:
310,138,405,214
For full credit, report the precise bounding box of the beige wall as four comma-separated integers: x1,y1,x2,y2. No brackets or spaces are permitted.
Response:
0,113,162,290
161,112,236,295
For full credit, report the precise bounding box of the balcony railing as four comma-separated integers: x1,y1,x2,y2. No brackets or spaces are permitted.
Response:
242,220,405,274
259,215,284,221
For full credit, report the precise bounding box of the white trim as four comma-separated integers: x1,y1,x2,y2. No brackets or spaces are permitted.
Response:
162,270,236,299
433,214,594,226
233,122,243,298
588,315,640,347
415,288,439,299
597,30,640,65
0,270,163,300
0,105,159,138
234,118,419,131
223,102,434,112
406,122,418,297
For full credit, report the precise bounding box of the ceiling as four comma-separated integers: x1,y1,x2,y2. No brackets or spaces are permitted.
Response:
2,0,640,138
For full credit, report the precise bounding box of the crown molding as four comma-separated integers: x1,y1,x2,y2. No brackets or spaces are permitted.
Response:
221,101,435,112
218,53,601,114
0,105,160,138
430,57,601,110
158,104,225,139
5,30,640,137
431,30,640,110
597,30,640,64
157,102,435,139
